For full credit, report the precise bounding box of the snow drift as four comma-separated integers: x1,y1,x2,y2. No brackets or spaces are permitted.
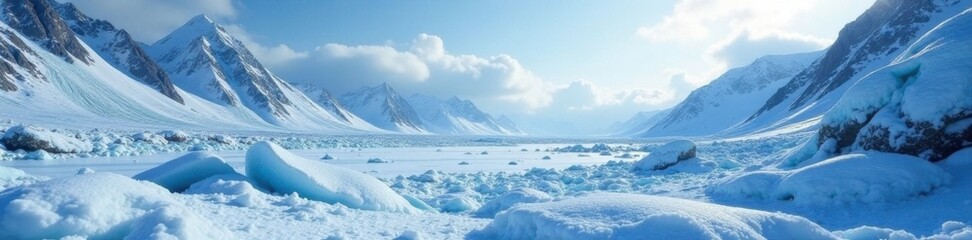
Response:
0,172,225,239
245,141,416,212
469,193,836,239
133,151,238,192
711,152,949,205
473,188,551,218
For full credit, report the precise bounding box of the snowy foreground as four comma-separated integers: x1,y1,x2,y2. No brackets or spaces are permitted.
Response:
1,131,971,239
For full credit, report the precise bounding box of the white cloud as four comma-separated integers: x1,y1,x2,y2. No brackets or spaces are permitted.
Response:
221,24,308,69
636,0,818,43
709,31,829,67
281,33,555,112
62,0,238,43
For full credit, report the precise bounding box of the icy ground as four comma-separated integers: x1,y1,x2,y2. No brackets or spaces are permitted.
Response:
1,130,971,239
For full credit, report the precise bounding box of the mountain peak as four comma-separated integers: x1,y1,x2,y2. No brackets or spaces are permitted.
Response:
187,14,215,26
151,14,224,47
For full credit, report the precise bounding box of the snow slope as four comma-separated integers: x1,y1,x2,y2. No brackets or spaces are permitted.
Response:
608,109,669,137
52,1,184,104
734,0,972,135
339,83,428,134
406,94,521,135
643,52,820,137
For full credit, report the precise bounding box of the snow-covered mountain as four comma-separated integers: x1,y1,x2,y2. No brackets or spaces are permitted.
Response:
406,94,522,135
145,15,371,130
784,4,972,165
641,52,820,137
494,115,524,135
734,0,972,134
0,0,272,130
0,1,374,133
293,84,374,128
52,1,184,104
338,83,427,134
608,109,670,137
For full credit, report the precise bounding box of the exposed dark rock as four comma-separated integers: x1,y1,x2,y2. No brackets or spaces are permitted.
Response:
751,0,942,120
1,0,91,64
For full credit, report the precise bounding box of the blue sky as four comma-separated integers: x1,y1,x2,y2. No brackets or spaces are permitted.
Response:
64,0,875,135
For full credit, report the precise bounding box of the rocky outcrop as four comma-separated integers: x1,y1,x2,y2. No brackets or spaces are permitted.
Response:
0,0,91,64
802,6,972,162
1,125,92,153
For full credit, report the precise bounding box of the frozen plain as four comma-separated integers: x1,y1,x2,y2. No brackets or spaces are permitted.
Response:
2,130,970,239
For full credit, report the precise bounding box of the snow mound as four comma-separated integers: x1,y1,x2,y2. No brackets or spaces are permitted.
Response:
428,194,481,213
184,173,261,196
133,151,238,192
776,152,950,205
0,173,177,239
712,152,950,204
0,166,46,191
634,140,713,172
367,157,391,163
469,193,836,240
125,206,234,239
474,188,551,218
1,125,92,154
836,221,972,240
245,141,416,212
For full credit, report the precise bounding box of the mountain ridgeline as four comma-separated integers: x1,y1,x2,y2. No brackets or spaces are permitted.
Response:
0,0,520,135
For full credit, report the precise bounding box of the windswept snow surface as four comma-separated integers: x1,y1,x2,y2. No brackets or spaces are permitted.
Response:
245,141,416,212
1,134,970,238
469,193,836,240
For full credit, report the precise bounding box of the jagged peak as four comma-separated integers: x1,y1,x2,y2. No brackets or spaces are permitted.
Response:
151,14,225,47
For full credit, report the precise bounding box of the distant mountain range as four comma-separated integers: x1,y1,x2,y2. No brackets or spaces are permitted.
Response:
0,0,519,135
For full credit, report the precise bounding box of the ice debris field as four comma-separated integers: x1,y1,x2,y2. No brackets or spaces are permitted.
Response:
1,125,971,239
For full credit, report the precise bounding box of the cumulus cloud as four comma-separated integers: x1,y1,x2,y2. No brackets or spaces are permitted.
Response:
280,33,555,111
636,0,818,43
709,31,829,67
61,0,238,43
221,25,308,69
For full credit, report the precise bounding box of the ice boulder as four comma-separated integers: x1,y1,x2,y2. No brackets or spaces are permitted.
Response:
633,140,709,172
468,193,836,240
133,152,238,192
474,188,551,218
132,132,167,145
0,173,177,239
429,194,481,213
245,141,416,212
1,125,91,153
159,130,190,142
367,158,391,163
